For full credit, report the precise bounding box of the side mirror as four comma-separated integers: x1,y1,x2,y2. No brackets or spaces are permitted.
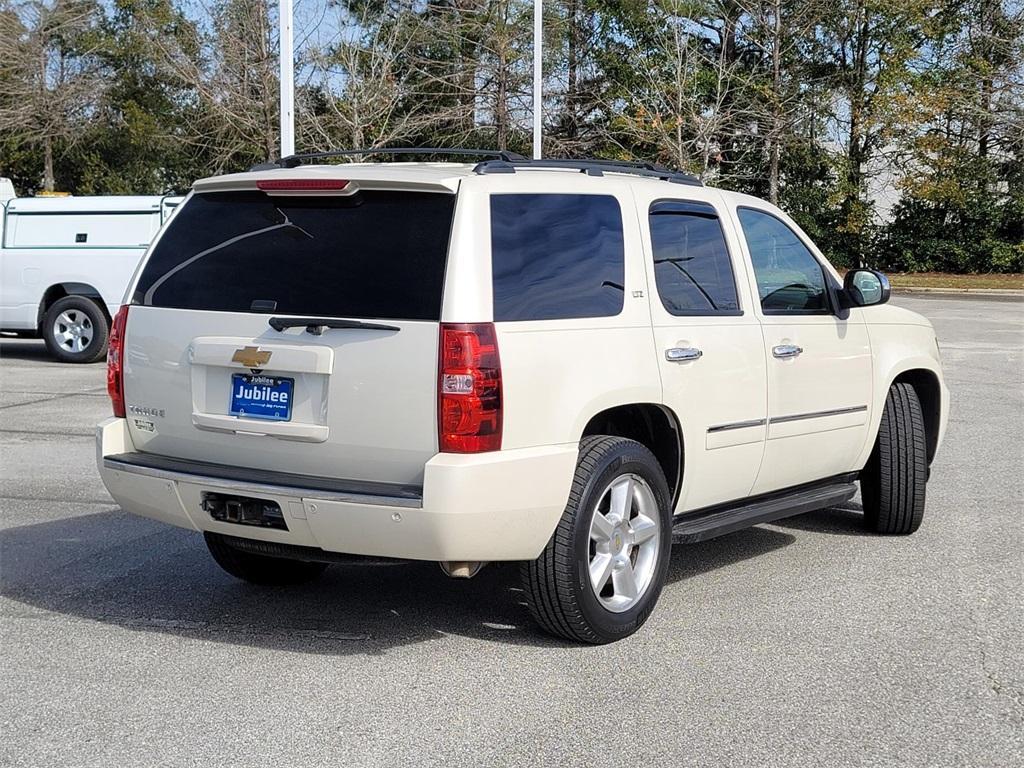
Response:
842,269,890,307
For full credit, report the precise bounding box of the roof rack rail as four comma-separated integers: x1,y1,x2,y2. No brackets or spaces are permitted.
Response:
250,147,528,171
472,158,702,186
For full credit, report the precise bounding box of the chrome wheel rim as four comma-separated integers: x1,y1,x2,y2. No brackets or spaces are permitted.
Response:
53,310,94,354
588,473,661,613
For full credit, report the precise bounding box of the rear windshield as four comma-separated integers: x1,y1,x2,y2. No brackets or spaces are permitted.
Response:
134,190,455,320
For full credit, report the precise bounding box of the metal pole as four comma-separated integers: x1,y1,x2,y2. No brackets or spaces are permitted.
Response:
279,0,295,158
532,0,542,159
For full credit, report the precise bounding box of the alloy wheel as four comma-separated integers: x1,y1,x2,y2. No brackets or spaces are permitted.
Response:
587,473,661,613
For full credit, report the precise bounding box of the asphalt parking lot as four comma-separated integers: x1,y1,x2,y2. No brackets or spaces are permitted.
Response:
1,294,1021,767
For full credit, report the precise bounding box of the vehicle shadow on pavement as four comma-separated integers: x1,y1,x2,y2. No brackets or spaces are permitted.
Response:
773,503,867,536
1,509,799,652
665,525,794,583
0,340,63,363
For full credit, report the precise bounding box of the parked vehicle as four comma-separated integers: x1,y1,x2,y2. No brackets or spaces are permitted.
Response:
0,186,182,362
95,150,949,643
0,178,15,204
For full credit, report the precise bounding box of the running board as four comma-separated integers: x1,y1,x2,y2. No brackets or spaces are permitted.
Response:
672,481,858,544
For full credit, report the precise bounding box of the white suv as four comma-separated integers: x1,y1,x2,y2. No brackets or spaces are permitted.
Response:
96,151,948,644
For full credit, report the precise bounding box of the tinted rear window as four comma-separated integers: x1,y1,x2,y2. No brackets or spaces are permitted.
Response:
134,190,455,320
490,194,625,321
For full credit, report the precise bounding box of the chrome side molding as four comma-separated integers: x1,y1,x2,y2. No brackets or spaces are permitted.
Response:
707,418,767,434
769,405,868,424
706,406,867,434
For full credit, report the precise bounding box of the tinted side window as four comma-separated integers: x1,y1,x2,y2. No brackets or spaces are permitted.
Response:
738,208,830,314
134,190,454,320
490,194,624,321
649,200,739,315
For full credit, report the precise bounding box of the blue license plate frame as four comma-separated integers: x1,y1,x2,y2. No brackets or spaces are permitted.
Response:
229,373,294,422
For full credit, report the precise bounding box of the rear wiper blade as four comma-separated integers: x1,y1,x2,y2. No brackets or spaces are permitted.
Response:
268,317,401,336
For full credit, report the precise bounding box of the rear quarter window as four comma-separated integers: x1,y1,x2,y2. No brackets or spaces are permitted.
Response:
490,193,625,322
134,190,455,321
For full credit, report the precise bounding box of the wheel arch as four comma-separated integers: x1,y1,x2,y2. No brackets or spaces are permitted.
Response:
37,283,110,330
580,403,684,509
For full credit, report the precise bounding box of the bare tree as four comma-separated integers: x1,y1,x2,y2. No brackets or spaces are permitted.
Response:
610,0,753,178
140,0,280,170
815,0,931,253
299,3,454,153
474,0,532,150
546,0,606,154
0,0,105,190
414,0,531,147
741,0,821,203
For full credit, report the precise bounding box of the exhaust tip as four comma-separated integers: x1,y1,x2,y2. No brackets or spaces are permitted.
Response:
439,561,487,579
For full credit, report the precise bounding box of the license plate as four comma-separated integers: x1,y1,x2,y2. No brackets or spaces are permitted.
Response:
229,374,294,421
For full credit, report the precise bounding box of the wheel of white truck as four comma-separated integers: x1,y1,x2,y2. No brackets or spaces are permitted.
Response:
42,295,109,364
204,532,329,585
521,436,672,644
860,382,928,535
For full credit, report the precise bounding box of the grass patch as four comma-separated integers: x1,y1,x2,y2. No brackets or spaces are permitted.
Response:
885,272,1024,290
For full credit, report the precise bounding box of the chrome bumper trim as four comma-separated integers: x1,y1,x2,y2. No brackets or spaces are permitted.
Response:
102,456,423,509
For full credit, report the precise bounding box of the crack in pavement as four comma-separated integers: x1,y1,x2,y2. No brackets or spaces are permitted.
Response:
1,607,372,642
971,605,1024,723
0,390,107,411
0,494,113,505
0,429,93,437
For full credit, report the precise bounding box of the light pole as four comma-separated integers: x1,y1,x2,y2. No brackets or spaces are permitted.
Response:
532,0,542,159
279,0,295,158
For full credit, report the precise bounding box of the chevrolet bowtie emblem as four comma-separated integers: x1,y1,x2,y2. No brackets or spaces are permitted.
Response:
231,346,272,368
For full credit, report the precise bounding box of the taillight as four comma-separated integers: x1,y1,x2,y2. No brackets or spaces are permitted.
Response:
438,323,502,453
107,305,129,418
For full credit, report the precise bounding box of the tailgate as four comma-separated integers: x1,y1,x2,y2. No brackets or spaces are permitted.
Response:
121,186,455,486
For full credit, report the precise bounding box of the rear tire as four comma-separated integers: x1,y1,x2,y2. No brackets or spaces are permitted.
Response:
520,436,672,644
204,532,329,585
42,295,109,363
860,382,928,534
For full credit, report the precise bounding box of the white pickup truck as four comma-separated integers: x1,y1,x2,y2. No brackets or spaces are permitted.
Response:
0,184,182,362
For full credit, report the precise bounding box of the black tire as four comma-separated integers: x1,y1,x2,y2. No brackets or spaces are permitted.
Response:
860,382,928,534
204,532,329,585
520,436,673,644
42,295,109,363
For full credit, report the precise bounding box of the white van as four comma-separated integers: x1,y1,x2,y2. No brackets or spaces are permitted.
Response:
0,187,182,362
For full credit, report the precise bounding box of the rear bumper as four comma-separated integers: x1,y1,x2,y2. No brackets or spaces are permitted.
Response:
96,418,576,561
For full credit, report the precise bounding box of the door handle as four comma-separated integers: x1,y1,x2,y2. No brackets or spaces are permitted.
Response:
666,347,703,362
772,344,803,359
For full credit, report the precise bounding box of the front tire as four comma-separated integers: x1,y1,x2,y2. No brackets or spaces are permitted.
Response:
860,382,928,534
521,436,672,644
205,532,329,585
42,295,109,363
